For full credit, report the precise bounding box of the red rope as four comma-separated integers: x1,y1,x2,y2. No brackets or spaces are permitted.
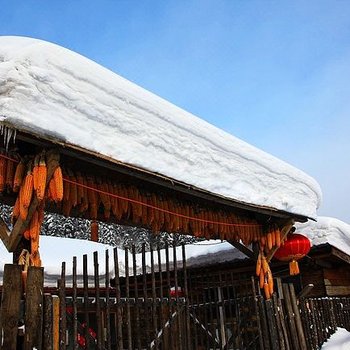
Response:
0,153,19,162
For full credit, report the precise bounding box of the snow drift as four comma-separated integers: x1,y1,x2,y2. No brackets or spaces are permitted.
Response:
0,36,321,218
296,216,350,256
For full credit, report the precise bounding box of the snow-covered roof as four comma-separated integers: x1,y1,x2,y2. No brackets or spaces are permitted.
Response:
296,216,350,257
0,36,321,218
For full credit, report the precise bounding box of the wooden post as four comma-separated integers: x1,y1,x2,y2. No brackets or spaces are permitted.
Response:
113,248,123,350
24,266,44,350
58,263,66,350
93,251,103,349
251,276,265,350
288,284,308,349
282,283,300,350
0,264,22,350
43,294,53,350
272,293,288,350
105,250,111,350
52,296,60,350
132,245,142,349
265,299,279,350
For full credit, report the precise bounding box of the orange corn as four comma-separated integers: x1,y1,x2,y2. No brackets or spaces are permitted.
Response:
68,175,78,208
91,220,99,242
53,166,63,201
256,252,262,277
36,156,47,201
263,282,271,299
63,172,70,202
29,210,40,240
12,196,20,223
268,271,274,295
259,270,265,289
262,255,269,274
275,227,281,247
20,170,34,209
271,227,276,247
0,155,7,193
76,171,84,205
30,250,41,267
99,180,111,219
19,190,28,221
267,232,273,250
48,178,56,201
33,155,40,192
13,159,25,192
23,228,31,240
5,157,15,191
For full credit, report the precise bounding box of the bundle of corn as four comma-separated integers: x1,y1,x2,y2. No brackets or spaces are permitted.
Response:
11,150,64,267
91,220,99,242
256,251,274,299
46,166,264,243
0,149,20,193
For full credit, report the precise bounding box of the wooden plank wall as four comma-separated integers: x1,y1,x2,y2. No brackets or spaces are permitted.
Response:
324,266,350,296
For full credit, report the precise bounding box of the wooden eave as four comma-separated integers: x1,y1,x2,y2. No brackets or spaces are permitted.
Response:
13,129,309,224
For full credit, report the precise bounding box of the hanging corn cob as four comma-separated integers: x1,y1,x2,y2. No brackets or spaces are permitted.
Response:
36,153,47,201
257,251,274,299
5,152,16,192
19,162,34,220
13,158,25,192
91,220,99,242
52,166,64,201
33,154,40,193
0,150,7,193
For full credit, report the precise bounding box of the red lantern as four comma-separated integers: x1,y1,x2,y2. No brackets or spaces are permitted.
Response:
274,233,311,275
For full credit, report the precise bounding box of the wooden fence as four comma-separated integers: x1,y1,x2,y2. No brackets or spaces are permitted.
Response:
1,245,350,349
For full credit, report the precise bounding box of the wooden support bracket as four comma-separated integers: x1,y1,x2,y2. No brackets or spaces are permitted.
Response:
267,219,295,263
0,217,12,252
3,150,60,252
227,239,255,259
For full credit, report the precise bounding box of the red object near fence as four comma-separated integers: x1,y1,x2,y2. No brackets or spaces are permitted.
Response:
274,233,311,275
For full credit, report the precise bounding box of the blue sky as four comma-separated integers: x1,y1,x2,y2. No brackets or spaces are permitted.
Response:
1,0,350,222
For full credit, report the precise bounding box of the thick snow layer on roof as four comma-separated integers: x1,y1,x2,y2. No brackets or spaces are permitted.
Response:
296,216,350,256
0,36,321,218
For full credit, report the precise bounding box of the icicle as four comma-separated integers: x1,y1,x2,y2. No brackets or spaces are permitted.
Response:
0,124,17,151
3,126,8,149
5,128,12,151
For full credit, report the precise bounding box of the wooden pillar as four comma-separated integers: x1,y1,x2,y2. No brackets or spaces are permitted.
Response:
0,264,23,350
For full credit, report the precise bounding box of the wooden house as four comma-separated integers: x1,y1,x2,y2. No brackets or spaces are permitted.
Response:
0,36,327,349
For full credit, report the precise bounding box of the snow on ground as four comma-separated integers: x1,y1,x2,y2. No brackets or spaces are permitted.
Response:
321,328,350,349
296,216,350,256
0,36,321,219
